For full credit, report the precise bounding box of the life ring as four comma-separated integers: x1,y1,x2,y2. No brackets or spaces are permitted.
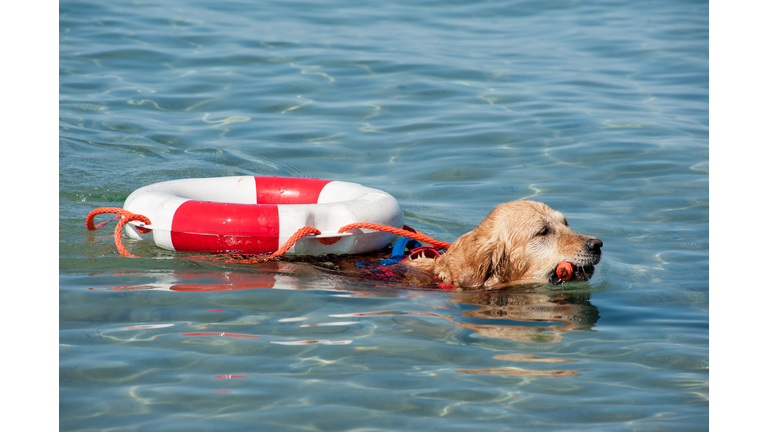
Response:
121,176,404,255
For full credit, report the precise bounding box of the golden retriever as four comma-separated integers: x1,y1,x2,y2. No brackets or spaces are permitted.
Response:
403,200,602,290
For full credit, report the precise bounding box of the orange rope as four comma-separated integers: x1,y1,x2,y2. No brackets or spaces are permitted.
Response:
194,224,449,265
191,227,323,265
86,207,152,258
336,222,452,250
262,226,321,260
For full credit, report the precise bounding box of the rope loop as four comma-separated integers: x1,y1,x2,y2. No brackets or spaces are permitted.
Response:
86,207,151,233
86,207,152,257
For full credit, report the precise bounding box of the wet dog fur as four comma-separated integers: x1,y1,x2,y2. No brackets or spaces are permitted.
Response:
403,200,602,290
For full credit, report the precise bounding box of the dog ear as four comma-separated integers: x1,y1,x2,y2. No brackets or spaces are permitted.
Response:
435,232,492,289
485,238,510,287
457,239,495,289
483,216,522,287
483,214,531,287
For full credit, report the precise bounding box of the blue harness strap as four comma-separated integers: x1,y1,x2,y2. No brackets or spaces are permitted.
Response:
352,238,453,288
355,238,422,267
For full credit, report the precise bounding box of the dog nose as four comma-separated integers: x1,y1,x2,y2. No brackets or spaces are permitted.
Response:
586,238,603,251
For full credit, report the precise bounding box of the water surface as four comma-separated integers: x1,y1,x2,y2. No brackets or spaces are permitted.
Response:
60,0,708,430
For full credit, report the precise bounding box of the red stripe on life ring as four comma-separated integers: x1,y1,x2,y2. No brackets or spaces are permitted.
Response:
255,177,331,204
170,201,280,253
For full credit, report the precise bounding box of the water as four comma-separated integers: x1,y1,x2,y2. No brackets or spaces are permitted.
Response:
59,0,708,430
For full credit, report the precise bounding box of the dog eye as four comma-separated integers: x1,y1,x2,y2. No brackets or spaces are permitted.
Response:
537,227,549,236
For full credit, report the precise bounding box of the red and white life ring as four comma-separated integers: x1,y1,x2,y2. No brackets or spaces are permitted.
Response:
122,176,404,255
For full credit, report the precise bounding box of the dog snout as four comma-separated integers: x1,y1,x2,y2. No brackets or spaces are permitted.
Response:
586,238,603,252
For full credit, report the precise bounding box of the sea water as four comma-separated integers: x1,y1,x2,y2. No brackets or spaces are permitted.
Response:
60,1,708,430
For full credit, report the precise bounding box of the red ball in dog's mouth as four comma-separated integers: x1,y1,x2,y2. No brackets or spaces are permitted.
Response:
556,261,574,281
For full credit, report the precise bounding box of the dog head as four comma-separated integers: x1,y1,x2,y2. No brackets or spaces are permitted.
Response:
431,200,602,289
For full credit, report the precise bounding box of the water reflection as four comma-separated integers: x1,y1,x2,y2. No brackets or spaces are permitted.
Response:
449,287,600,344
447,287,598,376
455,368,584,377
87,267,599,344
86,266,599,377
88,271,277,292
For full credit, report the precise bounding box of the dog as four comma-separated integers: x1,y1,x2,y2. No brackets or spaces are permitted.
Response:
402,200,602,290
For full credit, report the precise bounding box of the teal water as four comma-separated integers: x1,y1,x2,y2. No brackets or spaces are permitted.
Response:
60,0,708,430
